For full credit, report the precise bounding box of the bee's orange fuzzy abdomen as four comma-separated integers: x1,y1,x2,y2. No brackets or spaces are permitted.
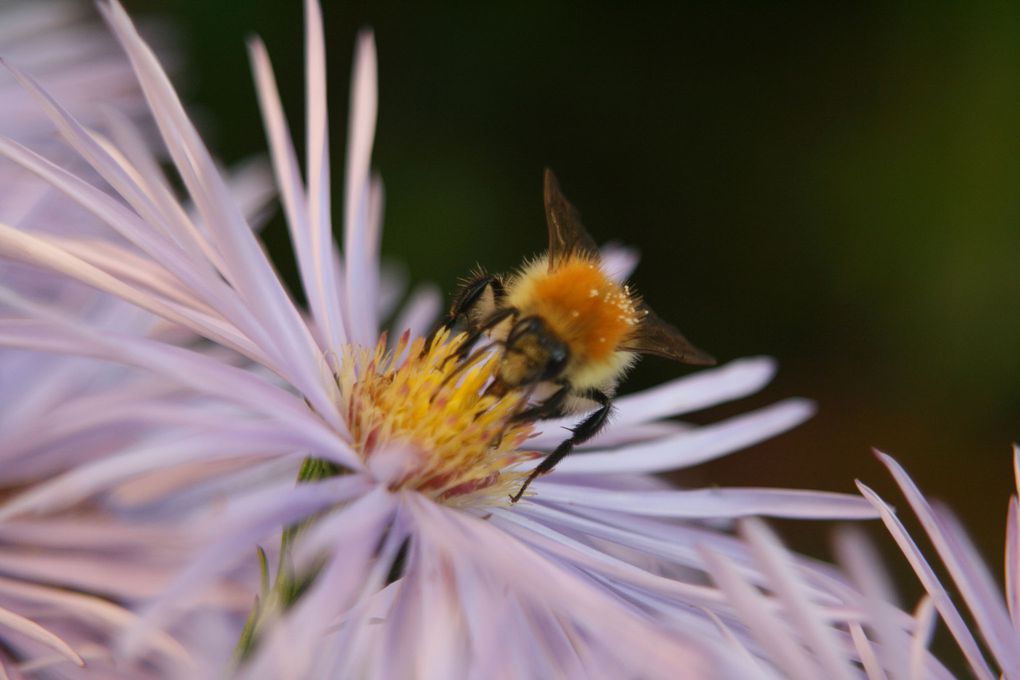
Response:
528,257,640,362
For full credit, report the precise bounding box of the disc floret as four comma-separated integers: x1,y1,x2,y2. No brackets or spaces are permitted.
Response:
338,329,537,506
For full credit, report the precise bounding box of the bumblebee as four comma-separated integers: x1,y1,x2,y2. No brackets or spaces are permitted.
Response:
439,169,715,502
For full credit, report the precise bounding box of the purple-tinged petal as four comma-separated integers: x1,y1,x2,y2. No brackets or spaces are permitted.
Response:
600,242,639,282
876,451,1020,675
248,36,344,351
699,545,820,680
120,475,372,659
303,0,345,354
342,31,379,347
848,624,887,680
390,284,441,346
1008,496,1020,632
98,1,340,423
530,357,777,445
533,484,878,520
555,398,813,474
909,597,937,680
0,606,83,669
834,527,911,680
856,480,996,680
740,519,857,680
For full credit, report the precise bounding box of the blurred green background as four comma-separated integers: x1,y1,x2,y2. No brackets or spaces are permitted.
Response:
122,0,1019,612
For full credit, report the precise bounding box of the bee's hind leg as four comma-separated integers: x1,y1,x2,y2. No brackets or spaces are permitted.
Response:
509,389,612,503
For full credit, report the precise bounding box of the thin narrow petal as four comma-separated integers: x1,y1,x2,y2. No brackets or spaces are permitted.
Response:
699,546,821,680
248,37,344,350
1007,497,1020,631
0,606,83,668
533,484,879,519
856,481,995,680
98,1,340,424
740,519,856,680
554,398,814,474
834,527,911,680
909,597,937,680
0,312,357,467
342,31,379,346
304,0,345,353
530,357,777,444
877,452,1020,674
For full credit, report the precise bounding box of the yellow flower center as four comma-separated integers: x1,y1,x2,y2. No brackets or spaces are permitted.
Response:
337,329,538,506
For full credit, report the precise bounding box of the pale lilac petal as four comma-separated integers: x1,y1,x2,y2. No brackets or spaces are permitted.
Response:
555,398,814,474
0,607,83,668
533,483,878,519
342,31,379,346
1011,446,1020,631
304,0,345,353
834,527,911,680
121,475,372,658
490,507,729,609
909,597,937,680
856,481,996,680
740,519,857,680
511,503,856,611
876,451,1020,674
0,314,358,467
389,283,441,344
0,424,311,520
405,496,733,680
1008,497,1020,631
246,488,398,679
699,546,821,680
98,1,340,423
248,37,345,350
848,624,887,680
0,223,266,361
600,242,639,282
530,357,777,445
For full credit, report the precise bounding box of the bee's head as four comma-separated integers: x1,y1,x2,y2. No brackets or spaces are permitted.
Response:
498,315,569,387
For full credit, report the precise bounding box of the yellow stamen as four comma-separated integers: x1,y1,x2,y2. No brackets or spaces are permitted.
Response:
337,329,538,506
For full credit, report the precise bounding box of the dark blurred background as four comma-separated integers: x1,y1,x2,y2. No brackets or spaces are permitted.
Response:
122,0,1019,623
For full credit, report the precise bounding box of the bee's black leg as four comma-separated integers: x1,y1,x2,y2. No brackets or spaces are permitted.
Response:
427,271,506,346
509,389,612,503
441,306,516,366
511,382,570,422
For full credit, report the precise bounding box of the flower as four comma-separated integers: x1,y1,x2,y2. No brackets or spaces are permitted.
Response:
0,1,897,677
859,447,1020,679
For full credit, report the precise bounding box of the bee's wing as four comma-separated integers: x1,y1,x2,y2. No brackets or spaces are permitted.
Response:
623,305,716,366
544,168,600,267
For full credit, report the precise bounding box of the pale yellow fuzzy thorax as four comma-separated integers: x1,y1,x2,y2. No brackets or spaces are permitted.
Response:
505,254,640,391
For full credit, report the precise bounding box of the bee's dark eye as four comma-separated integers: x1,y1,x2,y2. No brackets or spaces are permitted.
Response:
541,341,569,380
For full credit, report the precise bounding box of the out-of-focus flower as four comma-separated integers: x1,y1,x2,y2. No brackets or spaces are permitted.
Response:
859,448,1020,680
0,2,270,675
0,1,909,678
702,518,955,679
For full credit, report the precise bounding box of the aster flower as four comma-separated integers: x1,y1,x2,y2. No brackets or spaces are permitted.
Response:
0,0,889,677
858,447,1020,679
0,3,271,674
